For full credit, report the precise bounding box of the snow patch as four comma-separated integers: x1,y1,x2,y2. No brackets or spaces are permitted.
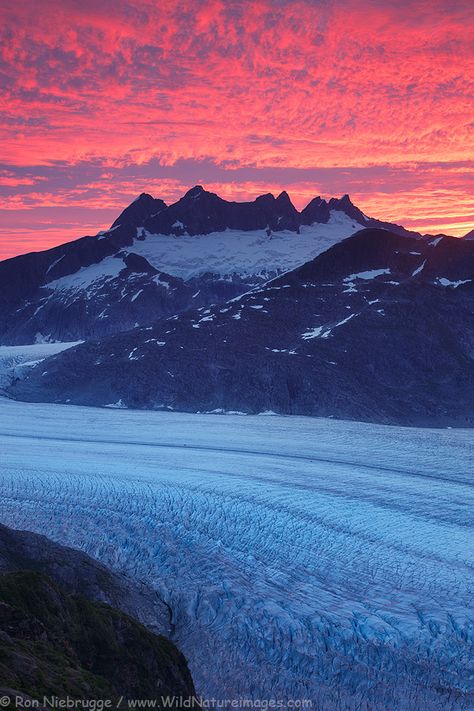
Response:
437,278,472,288
44,256,125,295
344,268,390,282
302,326,325,340
153,275,170,290
412,260,427,277
302,313,357,340
45,255,65,275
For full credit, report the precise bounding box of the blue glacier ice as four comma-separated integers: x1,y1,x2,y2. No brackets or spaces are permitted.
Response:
0,397,473,710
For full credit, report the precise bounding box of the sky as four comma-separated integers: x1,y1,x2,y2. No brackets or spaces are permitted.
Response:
0,0,473,259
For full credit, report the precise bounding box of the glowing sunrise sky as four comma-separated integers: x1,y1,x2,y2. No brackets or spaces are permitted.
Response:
0,0,473,259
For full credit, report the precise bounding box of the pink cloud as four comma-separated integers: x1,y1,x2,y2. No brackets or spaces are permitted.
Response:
0,0,472,255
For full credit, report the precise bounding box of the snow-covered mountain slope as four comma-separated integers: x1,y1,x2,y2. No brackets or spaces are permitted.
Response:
1,399,473,709
14,228,474,427
0,246,206,344
0,187,419,344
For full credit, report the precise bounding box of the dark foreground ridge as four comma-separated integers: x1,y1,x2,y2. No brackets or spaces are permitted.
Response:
0,525,196,706
0,524,170,634
0,571,196,707
10,228,474,427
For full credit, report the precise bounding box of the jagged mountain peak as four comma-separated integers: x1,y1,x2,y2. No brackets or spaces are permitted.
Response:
276,190,291,203
182,184,206,200
339,193,354,205
104,186,423,241
111,192,167,230
275,190,298,213
254,192,276,205
327,194,367,223
300,195,331,225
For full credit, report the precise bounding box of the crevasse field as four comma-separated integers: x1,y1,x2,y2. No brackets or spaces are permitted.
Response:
0,394,473,710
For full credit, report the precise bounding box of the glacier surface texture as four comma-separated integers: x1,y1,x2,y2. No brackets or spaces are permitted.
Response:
0,398,473,710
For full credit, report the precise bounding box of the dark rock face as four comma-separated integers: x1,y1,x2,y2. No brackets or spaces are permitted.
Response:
0,570,196,706
10,229,474,427
300,196,330,225
111,192,167,230
0,523,170,635
144,186,301,235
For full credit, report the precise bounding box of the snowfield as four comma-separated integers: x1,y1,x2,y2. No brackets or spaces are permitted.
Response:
0,397,473,710
132,211,361,280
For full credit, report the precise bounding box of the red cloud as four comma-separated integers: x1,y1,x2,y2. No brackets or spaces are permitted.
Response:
0,0,472,255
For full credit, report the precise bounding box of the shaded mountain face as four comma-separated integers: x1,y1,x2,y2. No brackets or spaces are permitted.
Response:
10,229,474,427
144,186,301,234
0,187,418,345
0,571,196,706
111,192,167,230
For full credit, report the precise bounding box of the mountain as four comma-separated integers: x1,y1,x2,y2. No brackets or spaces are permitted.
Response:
0,187,420,345
464,228,474,240
9,228,474,427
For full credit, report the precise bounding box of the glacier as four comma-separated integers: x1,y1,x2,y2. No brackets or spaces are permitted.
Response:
0,396,473,710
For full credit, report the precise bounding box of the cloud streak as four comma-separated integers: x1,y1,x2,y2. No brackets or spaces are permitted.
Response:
0,0,472,256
